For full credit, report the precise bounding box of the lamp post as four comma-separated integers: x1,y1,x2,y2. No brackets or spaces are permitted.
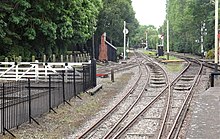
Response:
215,0,218,71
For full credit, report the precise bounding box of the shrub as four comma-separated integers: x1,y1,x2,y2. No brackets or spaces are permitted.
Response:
206,49,214,59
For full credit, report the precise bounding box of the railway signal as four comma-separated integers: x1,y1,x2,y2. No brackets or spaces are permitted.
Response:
123,21,129,60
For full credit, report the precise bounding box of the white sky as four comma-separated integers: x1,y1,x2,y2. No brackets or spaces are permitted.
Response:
132,0,166,28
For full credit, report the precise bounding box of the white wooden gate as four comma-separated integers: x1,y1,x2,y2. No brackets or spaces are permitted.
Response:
0,60,91,81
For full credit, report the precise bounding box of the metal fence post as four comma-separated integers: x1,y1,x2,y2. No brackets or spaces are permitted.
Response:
28,78,39,125
49,75,52,111
83,66,85,92
2,83,5,135
28,79,31,124
85,66,87,90
62,71,65,104
49,75,56,113
91,58,97,87
73,68,76,97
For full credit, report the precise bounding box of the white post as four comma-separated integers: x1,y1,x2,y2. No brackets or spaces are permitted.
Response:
123,21,126,60
215,0,218,69
146,31,148,49
127,37,130,48
166,0,170,60
16,64,18,81
201,25,204,58
35,60,39,81
167,20,170,59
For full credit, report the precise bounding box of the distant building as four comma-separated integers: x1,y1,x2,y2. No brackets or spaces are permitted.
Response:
99,32,117,62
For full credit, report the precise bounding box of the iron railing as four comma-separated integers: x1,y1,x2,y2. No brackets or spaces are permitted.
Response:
0,64,95,137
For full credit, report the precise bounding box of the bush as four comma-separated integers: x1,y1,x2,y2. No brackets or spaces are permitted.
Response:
206,49,214,59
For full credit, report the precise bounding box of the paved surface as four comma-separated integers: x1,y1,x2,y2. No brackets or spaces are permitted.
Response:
186,87,220,139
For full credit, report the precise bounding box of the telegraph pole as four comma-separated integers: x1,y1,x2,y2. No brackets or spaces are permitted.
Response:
167,20,170,60
166,0,170,60
215,0,218,71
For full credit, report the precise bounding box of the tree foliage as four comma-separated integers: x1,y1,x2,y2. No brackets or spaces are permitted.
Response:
95,0,138,47
0,0,102,61
131,25,158,49
164,0,216,54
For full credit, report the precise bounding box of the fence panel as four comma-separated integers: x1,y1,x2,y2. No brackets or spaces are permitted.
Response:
0,81,29,135
50,74,63,108
0,62,96,136
28,81,50,118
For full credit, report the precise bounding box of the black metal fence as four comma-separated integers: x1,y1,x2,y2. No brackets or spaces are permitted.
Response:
0,65,94,137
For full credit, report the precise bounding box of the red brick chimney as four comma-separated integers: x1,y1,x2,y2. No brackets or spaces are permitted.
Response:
99,32,108,61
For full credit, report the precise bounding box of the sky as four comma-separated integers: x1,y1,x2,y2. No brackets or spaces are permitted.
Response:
132,0,166,28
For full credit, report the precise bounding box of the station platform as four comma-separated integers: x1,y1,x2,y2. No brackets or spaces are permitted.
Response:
186,87,220,139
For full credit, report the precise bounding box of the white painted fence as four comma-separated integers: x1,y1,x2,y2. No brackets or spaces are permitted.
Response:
0,60,91,81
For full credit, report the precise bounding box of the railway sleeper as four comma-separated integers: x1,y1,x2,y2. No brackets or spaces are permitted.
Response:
150,78,165,81
86,84,103,95
150,80,166,84
180,77,194,81
149,84,166,88
126,133,154,137
175,83,191,88
173,90,188,94
173,86,191,91
151,75,164,78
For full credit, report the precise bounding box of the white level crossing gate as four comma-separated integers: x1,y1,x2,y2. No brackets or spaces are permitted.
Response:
0,60,91,81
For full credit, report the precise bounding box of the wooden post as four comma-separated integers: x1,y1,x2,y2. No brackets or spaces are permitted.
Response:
77,54,79,62
66,55,69,62
18,56,22,63
61,55,63,62
70,55,73,62
43,55,46,62
35,60,39,81
32,56,35,62
111,69,114,82
5,57,8,67
52,54,56,62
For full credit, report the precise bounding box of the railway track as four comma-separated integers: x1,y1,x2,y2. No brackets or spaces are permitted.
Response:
77,52,168,139
112,57,203,139
158,58,203,139
76,51,209,139
96,56,138,75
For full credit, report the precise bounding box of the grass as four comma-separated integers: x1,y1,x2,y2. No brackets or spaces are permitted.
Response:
141,49,180,60
159,55,180,60
165,63,184,73
142,50,156,57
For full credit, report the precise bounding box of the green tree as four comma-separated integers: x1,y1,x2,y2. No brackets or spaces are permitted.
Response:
0,0,102,61
164,0,216,55
95,0,138,47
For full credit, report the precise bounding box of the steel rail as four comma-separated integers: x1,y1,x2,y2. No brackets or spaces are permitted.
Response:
103,61,150,139
77,53,145,139
103,54,166,139
157,58,191,139
112,54,171,139
113,56,191,139
166,59,203,139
